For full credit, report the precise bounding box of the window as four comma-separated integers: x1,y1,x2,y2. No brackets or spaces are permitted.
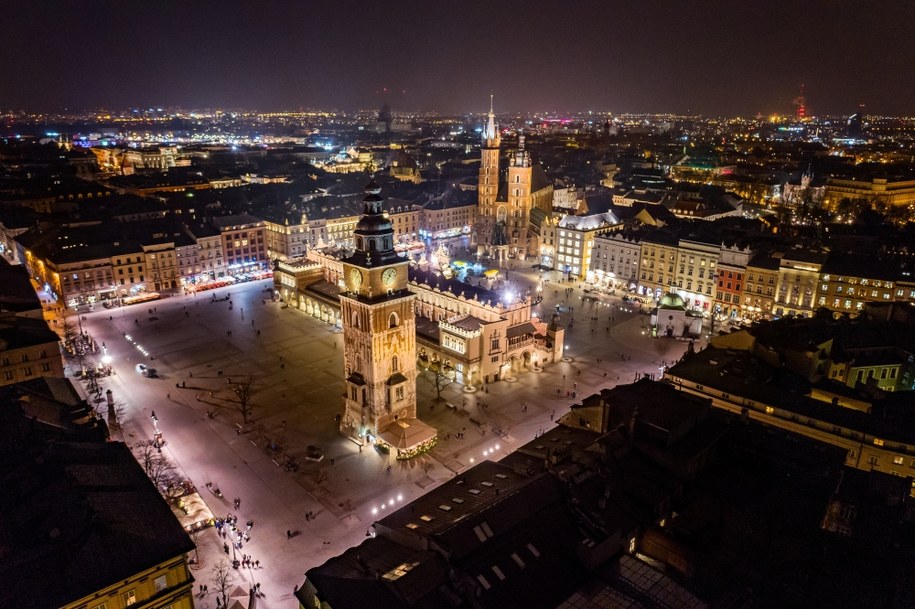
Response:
395,387,404,401
123,590,137,606
893,456,904,465
473,523,494,541
477,574,492,590
511,552,526,568
867,455,879,465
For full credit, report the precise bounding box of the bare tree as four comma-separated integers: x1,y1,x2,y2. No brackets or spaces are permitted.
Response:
189,527,204,565
133,440,181,499
211,559,235,607
230,375,260,423
60,311,78,353
419,357,453,401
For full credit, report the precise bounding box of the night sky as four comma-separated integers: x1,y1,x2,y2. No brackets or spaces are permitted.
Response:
3,0,914,116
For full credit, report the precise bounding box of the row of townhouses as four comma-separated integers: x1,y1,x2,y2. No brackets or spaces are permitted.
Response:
586,227,915,320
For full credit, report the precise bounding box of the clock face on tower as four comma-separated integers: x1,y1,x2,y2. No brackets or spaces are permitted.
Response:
349,268,363,289
382,268,397,287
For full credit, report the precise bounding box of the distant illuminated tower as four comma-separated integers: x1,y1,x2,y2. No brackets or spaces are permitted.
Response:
475,95,501,256
794,84,807,120
339,181,418,444
846,104,865,139
376,101,392,133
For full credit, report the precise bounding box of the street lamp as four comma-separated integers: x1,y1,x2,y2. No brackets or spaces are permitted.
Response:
150,410,164,448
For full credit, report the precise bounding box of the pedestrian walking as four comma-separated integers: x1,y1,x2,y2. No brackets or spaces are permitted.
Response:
287,529,292,539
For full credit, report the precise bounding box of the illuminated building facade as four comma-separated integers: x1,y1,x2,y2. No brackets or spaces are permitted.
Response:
741,253,779,320
637,231,680,299
673,238,718,312
713,243,753,319
263,213,309,261
474,97,553,261
822,176,915,211
773,250,827,318
589,231,641,290
339,182,436,454
540,211,619,277
212,214,268,274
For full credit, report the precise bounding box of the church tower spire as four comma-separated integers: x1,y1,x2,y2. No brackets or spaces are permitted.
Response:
475,95,501,256
482,93,500,149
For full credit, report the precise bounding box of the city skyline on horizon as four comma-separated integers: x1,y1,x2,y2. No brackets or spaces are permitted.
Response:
3,101,910,120
3,0,914,117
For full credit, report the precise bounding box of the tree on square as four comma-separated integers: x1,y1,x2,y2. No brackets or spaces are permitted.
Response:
230,375,260,423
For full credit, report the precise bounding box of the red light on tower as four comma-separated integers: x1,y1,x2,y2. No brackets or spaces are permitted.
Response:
793,84,807,119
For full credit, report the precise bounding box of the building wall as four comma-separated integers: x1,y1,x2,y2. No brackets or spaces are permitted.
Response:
421,203,476,240
665,373,915,482
111,251,149,299
589,232,641,289
741,264,778,319
143,243,178,292
219,222,267,269
639,241,680,298
823,177,915,209
674,239,718,312
774,257,823,317
61,555,194,609
388,207,420,245
819,273,894,315
264,218,309,261
0,341,64,386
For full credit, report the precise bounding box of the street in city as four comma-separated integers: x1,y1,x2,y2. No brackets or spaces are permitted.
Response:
65,264,688,608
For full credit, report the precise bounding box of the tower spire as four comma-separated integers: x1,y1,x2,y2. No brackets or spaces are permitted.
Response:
483,94,499,148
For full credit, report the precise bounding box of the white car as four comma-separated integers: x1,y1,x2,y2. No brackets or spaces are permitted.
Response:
135,364,158,378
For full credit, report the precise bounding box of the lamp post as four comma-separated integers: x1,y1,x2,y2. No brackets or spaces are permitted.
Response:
150,410,163,448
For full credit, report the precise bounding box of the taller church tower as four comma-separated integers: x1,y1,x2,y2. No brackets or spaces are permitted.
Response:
339,182,434,451
475,95,501,257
